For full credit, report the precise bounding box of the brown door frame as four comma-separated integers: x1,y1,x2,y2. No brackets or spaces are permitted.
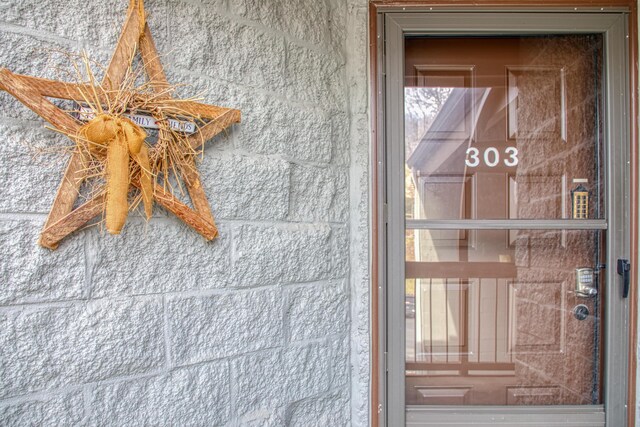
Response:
368,1,639,426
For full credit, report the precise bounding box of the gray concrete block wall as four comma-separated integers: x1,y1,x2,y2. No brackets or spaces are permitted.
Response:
0,0,370,425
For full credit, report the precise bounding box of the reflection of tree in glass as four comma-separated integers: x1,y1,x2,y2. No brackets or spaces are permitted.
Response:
404,87,452,264
404,87,453,157
405,164,416,261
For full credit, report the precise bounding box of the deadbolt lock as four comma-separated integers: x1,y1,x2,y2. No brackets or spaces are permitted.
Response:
573,304,590,321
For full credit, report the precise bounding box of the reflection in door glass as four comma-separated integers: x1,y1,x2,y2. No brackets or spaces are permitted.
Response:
405,228,604,405
404,35,604,221
403,35,605,407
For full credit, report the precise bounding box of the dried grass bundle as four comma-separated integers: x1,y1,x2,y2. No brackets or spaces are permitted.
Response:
57,49,207,234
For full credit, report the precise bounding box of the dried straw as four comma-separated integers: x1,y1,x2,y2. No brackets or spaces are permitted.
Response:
50,48,208,233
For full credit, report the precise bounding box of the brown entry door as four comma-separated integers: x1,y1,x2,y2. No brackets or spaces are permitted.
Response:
403,35,605,406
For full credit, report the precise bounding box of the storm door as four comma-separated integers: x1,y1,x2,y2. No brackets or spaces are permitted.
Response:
381,11,630,427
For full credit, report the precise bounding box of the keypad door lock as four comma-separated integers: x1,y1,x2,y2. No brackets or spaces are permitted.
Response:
575,268,597,297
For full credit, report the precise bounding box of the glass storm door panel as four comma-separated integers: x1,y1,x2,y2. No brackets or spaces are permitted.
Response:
384,11,630,427
404,36,604,223
402,34,614,412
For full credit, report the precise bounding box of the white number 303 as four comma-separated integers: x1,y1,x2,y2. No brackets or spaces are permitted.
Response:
465,146,519,168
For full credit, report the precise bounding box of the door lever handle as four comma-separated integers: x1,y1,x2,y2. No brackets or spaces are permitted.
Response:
617,259,630,298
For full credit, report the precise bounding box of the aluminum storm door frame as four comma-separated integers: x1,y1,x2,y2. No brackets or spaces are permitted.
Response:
381,11,630,427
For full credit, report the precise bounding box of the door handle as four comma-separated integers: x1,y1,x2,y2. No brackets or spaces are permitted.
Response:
617,259,630,298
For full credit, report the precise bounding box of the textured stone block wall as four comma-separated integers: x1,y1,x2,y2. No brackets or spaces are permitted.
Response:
0,0,370,425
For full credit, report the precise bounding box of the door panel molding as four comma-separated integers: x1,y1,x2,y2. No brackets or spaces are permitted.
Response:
406,405,605,426
407,219,608,230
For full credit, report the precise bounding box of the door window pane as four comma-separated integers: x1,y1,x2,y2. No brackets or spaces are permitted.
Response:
403,35,605,407
405,228,604,406
404,35,604,221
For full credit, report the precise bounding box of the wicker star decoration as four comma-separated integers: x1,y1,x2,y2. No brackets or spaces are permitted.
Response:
0,0,240,250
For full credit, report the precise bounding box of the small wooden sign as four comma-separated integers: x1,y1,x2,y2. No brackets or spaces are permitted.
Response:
78,106,197,134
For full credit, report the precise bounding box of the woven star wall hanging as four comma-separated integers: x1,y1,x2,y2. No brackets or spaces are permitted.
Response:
0,0,240,250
